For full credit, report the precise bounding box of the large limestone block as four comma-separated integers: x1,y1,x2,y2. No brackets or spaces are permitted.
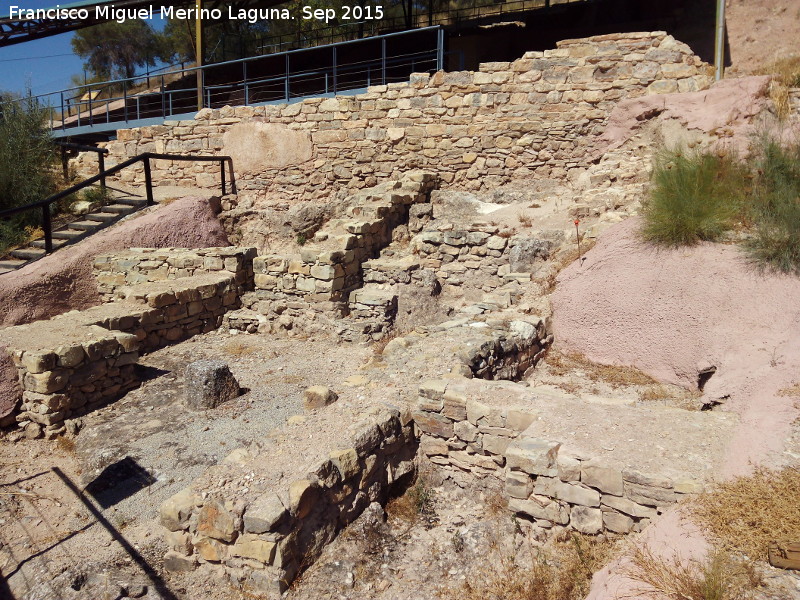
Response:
223,122,313,173
505,436,561,476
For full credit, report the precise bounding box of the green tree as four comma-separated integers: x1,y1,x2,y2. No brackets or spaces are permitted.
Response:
71,20,162,80
0,93,56,253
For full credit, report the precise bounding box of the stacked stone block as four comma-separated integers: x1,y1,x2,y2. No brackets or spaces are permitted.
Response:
78,32,710,201
1,271,241,433
236,173,437,335
93,246,256,300
159,406,416,596
338,288,399,342
2,320,139,437
414,379,704,535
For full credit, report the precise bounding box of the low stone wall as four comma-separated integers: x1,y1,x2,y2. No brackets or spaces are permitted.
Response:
2,321,139,438
234,173,436,336
338,288,398,342
81,32,710,202
0,272,239,435
159,405,416,596
414,379,702,535
93,246,256,300
100,273,240,352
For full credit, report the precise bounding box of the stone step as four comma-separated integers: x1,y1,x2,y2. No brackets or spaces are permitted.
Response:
0,259,27,271
10,247,45,260
114,197,148,207
102,203,137,215
52,229,85,240
0,266,18,274
68,220,105,231
30,238,70,250
85,212,119,223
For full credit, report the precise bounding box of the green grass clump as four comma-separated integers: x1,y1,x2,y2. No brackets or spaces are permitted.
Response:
746,138,800,274
642,148,748,246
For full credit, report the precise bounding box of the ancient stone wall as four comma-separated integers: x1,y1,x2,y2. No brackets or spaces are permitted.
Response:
82,32,709,202
93,247,256,300
413,379,702,535
0,272,239,435
235,172,437,337
159,405,416,596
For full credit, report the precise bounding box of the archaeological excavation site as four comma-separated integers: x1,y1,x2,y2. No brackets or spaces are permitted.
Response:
2,6,800,600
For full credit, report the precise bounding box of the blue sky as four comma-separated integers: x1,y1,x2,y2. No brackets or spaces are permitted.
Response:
0,0,165,98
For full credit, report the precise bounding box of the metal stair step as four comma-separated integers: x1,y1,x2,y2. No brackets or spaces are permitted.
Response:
102,203,137,215
85,212,119,223
10,247,46,260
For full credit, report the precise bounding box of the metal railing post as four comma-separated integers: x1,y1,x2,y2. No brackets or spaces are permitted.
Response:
220,160,226,195
88,89,93,124
285,54,290,101
42,205,53,254
437,27,445,71
161,75,166,119
143,156,155,205
382,38,386,85
332,46,337,94
99,153,106,189
244,62,249,104
123,81,129,122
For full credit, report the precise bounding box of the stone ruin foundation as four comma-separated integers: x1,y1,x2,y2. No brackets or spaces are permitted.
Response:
0,30,751,599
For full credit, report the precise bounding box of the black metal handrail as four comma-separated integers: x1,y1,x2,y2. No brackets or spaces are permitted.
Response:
0,152,235,256
56,141,109,186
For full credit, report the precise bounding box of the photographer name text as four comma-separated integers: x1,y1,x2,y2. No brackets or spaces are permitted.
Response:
8,4,384,25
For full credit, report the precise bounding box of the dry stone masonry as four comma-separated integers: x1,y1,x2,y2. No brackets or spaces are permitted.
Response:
0,272,242,435
159,405,416,596
78,32,710,204
93,246,256,300
413,377,733,535
234,172,437,339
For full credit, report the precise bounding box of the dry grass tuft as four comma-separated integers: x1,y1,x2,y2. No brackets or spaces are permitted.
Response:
439,533,618,600
545,350,657,389
387,471,434,525
222,339,258,356
625,546,762,600
692,467,800,561
518,212,533,227
55,435,76,454
762,56,800,120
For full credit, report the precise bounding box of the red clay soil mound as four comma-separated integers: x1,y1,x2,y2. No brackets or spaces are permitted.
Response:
596,76,773,157
0,196,229,422
552,217,800,475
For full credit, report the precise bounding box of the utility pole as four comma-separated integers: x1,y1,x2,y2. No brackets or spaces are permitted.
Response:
714,0,726,81
195,0,204,110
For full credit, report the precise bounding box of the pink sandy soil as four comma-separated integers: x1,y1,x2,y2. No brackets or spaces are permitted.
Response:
0,196,229,421
595,75,778,157
553,217,800,597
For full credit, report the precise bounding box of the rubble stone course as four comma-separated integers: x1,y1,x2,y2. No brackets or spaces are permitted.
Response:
159,405,417,596
75,32,710,203
413,378,729,535
0,272,240,434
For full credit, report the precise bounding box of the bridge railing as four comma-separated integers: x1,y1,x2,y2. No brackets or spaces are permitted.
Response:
0,152,235,255
28,27,444,134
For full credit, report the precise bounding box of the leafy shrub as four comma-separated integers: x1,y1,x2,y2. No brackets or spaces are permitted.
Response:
0,93,57,255
641,148,748,246
745,138,800,274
